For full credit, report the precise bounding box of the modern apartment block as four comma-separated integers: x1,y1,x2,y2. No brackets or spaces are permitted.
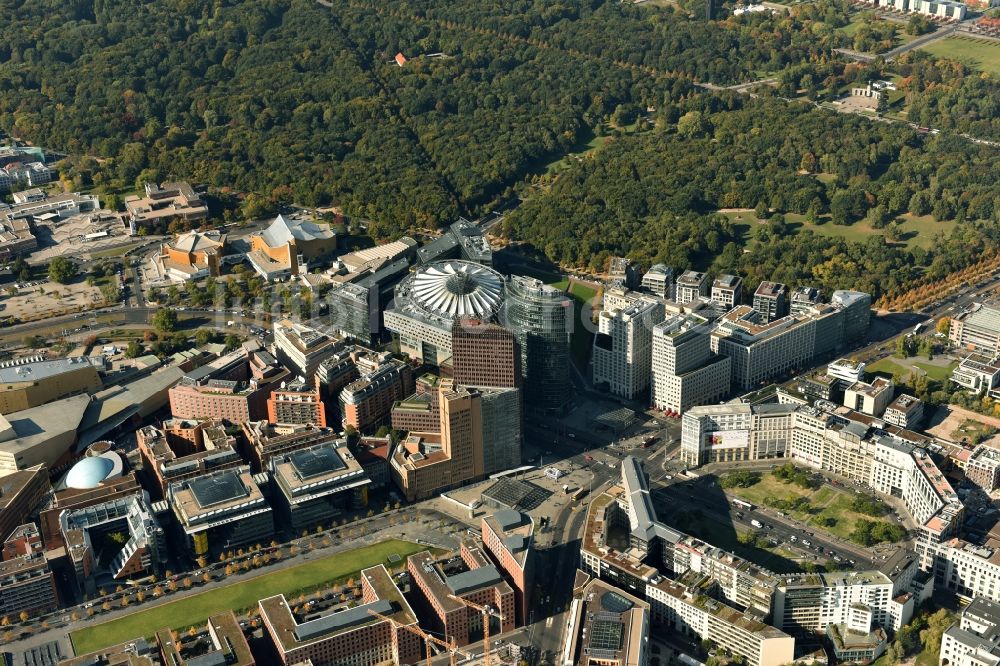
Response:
503,276,572,416
385,261,506,366
339,356,413,433
167,467,273,557
641,263,673,299
0,464,49,551
241,421,343,473
675,270,709,304
789,286,822,316
481,510,534,625
650,313,731,414
711,274,743,309
450,321,520,388
154,611,256,666
966,445,1000,492
268,380,327,427
593,299,664,399
260,564,422,666
752,282,788,323
272,319,343,382
940,597,1000,666
680,403,964,550
406,545,516,647
843,377,894,416
0,356,103,415
137,423,242,498
952,354,1000,394
883,393,924,430
562,578,650,666
772,569,914,635
0,523,57,619
268,442,370,533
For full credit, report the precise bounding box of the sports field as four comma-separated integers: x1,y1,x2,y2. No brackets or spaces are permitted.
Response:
920,36,1000,76
70,539,430,655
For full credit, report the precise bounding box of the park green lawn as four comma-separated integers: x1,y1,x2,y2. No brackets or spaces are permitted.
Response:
868,357,957,382
566,281,599,368
728,472,879,543
913,360,958,381
867,357,909,378
719,210,954,250
71,539,430,655
920,35,1000,76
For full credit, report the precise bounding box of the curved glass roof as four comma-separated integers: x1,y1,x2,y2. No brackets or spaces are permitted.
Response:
409,261,504,319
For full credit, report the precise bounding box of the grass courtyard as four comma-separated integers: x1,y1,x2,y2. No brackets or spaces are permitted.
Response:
867,356,958,382
70,539,431,655
920,35,1000,76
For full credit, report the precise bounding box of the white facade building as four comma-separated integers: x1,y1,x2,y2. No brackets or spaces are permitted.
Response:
593,299,664,399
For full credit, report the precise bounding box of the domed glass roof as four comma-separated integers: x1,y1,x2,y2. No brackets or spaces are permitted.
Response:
65,453,121,490
409,261,504,319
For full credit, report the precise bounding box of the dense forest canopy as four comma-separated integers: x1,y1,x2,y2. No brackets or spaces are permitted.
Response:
3,0,1000,299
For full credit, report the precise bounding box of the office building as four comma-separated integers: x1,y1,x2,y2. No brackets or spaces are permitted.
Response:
269,442,370,533
385,261,505,366
789,286,822,316
675,271,709,304
481,510,534,626
327,257,412,343
593,299,664,399
242,421,343,473
247,213,338,280
125,182,208,233
389,378,485,501
60,637,159,666
478,387,521,475
407,545,516,647
884,393,924,430
167,467,273,557
562,578,649,666
38,473,143,549
952,306,1000,355
273,319,343,382
641,264,673,299
952,354,1000,394
0,191,99,225
711,306,818,391
711,274,743,309
0,523,57,619
339,357,413,433
155,611,255,666
650,314,731,414
268,380,327,427
169,346,287,423
0,465,49,551
966,445,1000,492
60,493,165,595
451,321,520,388
336,237,417,274
752,282,788,324
0,355,103,415
0,217,36,261
831,290,871,344
155,230,227,282
503,276,572,416
940,597,1000,666
137,423,242,498
354,437,391,490
416,218,492,266
843,377,894,416
260,564,421,666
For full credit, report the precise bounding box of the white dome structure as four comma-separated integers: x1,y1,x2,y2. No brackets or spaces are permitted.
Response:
407,261,504,320
64,451,124,490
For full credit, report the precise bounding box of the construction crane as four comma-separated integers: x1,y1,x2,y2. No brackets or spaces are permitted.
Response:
368,609,472,666
448,595,504,666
